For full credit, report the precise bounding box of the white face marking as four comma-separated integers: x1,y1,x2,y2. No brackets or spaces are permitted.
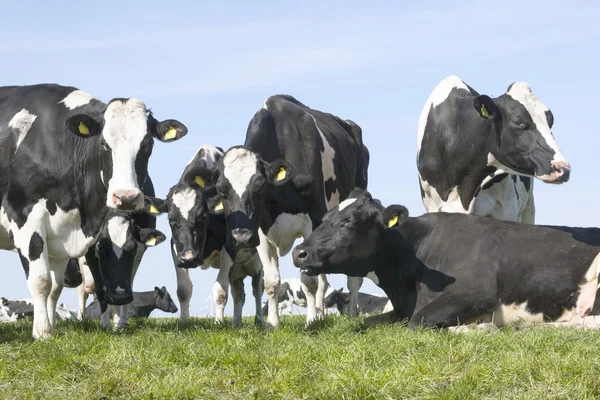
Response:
103,99,149,209
107,216,130,259
59,90,94,110
338,198,357,211
223,148,260,198
9,108,37,152
172,188,197,220
418,76,469,153
366,271,379,285
262,99,269,111
311,115,339,209
186,144,223,169
506,83,567,165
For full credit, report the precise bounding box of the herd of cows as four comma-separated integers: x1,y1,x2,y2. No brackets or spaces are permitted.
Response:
0,75,599,340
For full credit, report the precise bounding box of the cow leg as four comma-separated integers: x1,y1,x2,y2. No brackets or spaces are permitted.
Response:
115,305,129,330
409,294,497,329
213,251,233,324
230,278,245,329
251,268,264,326
300,273,320,325
46,257,68,332
76,283,88,320
100,307,112,329
520,182,535,224
175,264,193,322
347,276,364,317
315,274,328,318
257,229,281,329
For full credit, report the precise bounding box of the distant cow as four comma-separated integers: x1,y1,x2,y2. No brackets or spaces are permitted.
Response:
294,189,600,329
262,278,336,315
1,297,76,321
84,287,177,320
197,95,369,328
324,289,393,315
417,76,570,223
147,145,264,327
0,84,186,338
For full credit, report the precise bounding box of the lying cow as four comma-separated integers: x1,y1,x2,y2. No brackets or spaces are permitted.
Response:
293,189,600,329
84,287,178,319
147,145,264,327
262,278,336,315
324,289,393,315
1,298,76,321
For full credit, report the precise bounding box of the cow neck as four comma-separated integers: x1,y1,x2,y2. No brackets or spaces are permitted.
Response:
127,291,157,318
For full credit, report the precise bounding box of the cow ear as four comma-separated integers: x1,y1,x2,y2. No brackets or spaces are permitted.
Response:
154,286,160,294
473,95,496,119
265,159,294,185
207,195,225,215
66,114,102,138
138,228,167,247
183,165,214,190
144,196,167,216
153,119,188,142
383,205,409,228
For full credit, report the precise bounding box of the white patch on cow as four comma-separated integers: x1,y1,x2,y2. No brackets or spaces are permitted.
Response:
311,115,339,209
107,216,130,260
201,249,222,270
9,108,37,152
262,99,269,111
186,144,223,169
222,148,260,198
266,213,312,257
59,90,94,110
366,271,379,286
506,83,567,165
338,198,357,211
103,99,149,209
493,301,544,326
575,253,600,319
420,173,471,213
172,188,197,220
418,75,469,153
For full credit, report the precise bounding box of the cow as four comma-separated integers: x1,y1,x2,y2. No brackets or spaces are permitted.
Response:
324,288,393,315
417,75,570,224
262,278,336,315
1,297,77,321
0,84,186,338
84,287,177,320
146,145,265,328
197,95,369,328
293,189,600,330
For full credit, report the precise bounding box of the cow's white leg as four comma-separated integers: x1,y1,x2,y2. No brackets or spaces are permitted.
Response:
285,299,294,315
315,274,328,318
175,263,193,322
115,305,128,330
76,283,88,320
257,229,280,329
100,307,111,329
213,251,233,324
251,269,264,326
300,273,319,325
77,258,94,320
230,278,245,329
47,257,68,331
347,276,364,317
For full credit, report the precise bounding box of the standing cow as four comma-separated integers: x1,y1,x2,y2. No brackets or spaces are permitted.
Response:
0,84,186,338
417,75,570,222
205,95,370,328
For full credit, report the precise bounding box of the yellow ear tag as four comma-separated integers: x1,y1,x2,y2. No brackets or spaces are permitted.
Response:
276,167,287,182
164,127,177,140
214,201,224,211
146,236,157,246
149,205,160,215
480,104,490,118
78,121,90,135
387,215,399,228
194,176,205,188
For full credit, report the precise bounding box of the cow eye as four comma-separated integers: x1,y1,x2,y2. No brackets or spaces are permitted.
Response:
517,121,528,130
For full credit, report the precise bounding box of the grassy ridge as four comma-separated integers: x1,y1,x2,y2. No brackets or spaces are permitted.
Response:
1,316,600,399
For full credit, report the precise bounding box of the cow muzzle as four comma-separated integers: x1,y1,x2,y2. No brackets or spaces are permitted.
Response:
231,228,259,249
541,162,571,184
177,250,203,268
292,246,320,276
105,287,133,306
111,190,142,211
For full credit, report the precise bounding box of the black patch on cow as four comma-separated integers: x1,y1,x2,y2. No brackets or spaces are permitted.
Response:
46,200,57,216
482,173,509,191
545,110,554,128
17,249,29,278
324,178,337,203
28,232,44,261
520,176,531,192
296,289,306,301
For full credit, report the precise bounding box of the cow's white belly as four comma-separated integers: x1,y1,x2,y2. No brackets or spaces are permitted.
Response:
266,213,312,256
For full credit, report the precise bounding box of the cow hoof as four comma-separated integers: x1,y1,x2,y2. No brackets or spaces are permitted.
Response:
232,320,243,329
364,311,395,327
254,316,264,327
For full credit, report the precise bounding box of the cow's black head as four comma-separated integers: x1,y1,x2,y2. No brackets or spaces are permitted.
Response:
476,82,570,184
293,189,409,277
153,286,178,313
95,210,166,305
213,146,311,250
65,97,187,211
324,288,349,313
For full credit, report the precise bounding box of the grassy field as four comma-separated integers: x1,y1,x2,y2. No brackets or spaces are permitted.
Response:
1,316,600,399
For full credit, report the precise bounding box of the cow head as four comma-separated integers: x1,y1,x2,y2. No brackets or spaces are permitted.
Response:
153,286,178,313
293,189,409,277
324,288,349,313
65,98,187,211
475,83,570,183
95,210,166,304
214,146,310,250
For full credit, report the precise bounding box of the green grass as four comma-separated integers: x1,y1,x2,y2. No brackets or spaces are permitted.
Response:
1,316,600,399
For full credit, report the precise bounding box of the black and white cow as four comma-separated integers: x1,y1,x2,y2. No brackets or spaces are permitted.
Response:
324,289,393,315
84,287,177,320
417,76,570,223
293,189,600,329
1,297,77,321
201,95,369,328
0,84,186,338
148,145,265,327
262,278,336,315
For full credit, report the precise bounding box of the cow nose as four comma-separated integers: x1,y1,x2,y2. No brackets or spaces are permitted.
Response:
293,248,308,266
552,162,571,183
232,228,254,247
112,191,141,210
179,250,196,262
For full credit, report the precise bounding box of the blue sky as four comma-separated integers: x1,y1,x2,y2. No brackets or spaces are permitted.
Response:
1,1,599,318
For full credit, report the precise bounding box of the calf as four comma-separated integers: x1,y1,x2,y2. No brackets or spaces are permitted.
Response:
201,95,369,328
0,84,186,338
1,297,76,321
262,278,336,315
84,287,177,319
325,289,392,315
148,145,264,327
293,189,600,329
418,76,570,223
